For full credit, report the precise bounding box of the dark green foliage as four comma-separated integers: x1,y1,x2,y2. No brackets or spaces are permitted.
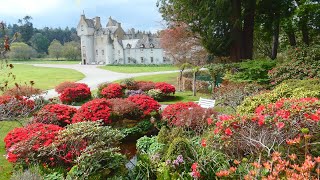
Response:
165,137,195,161
228,59,276,84
120,120,154,140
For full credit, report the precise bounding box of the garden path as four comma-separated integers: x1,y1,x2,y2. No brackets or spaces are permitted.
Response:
31,64,178,99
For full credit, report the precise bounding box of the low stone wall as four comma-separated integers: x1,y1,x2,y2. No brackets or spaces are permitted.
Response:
179,77,210,93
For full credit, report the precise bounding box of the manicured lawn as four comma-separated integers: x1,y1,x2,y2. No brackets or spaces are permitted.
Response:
1,64,84,90
99,65,178,73
0,121,22,180
131,73,179,85
10,59,80,64
159,91,211,104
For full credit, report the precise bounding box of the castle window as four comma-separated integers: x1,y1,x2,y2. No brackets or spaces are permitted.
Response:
118,50,120,54
81,25,84,31
140,44,145,48
151,57,154,63
150,43,155,48
126,43,131,49
102,50,104,55
96,50,98,55
141,57,144,63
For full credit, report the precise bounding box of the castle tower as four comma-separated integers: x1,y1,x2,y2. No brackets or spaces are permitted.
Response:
77,14,95,64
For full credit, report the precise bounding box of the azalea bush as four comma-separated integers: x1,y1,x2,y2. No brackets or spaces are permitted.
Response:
147,89,164,101
100,83,124,99
38,121,126,178
72,98,112,124
4,123,63,163
162,102,201,126
136,81,155,91
55,81,78,94
107,98,142,120
0,95,36,120
127,95,160,117
155,82,176,95
59,83,91,104
96,82,110,98
212,97,320,158
32,104,77,127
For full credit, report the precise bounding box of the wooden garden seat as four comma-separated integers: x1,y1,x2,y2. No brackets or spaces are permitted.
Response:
198,97,215,108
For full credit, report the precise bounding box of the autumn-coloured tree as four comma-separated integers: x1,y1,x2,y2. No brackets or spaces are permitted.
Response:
160,23,208,66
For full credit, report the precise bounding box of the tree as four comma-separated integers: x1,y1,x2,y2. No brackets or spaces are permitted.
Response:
48,39,63,60
63,41,81,60
30,33,49,53
8,42,37,59
18,16,34,44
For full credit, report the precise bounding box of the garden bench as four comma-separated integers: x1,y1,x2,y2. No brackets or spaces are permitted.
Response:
198,97,215,108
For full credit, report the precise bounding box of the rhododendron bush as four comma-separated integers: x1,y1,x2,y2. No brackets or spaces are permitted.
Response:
136,81,155,91
0,95,36,120
127,95,160,117
155,82,176,95
212,97,320,158
72,98,112,124
59,83,91,104
4,123,63,163
55,81,78,94
32,104,77,127
107,98,142,120
162,102,201,126
100,83,124,99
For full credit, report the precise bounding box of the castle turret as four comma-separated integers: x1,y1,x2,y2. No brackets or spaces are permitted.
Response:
77,14,95,64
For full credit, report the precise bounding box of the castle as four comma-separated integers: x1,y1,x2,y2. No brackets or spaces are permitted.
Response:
76,15,171,65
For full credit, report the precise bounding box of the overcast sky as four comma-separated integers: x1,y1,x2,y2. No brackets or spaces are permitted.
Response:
0,0,164,32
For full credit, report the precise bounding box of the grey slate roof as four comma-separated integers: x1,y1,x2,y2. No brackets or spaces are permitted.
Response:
85,19,95,28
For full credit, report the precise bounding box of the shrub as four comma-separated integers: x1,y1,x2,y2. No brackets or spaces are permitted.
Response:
136,136,165,155
55,81,78,94
237,79,320,114
107,98,142,120
59,83,91,104
96,82,110,98
39,121,125,178
147,89,164,101
136,81,155,91
32,104,77,127
155,82,176,95
162,102,200,126
126,89,145,97
269,45,320,85
227,59,276,84
213,98,320,158
120,78,138,90
0,95,35,120
3,84,42,97
127,95,161,117
100,83,124,99
4,123,63,163
72,98,112,124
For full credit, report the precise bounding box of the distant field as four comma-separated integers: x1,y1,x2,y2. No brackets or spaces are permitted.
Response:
10,59,80,64
99,65,178,73
1,64,84,90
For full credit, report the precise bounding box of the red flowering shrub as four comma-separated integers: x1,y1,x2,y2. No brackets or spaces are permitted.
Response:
162,102,201,126
55,81,78,94
212,97,320,158
59,83,91,104
0,95,35,120
155,82,176,95
96,82,110,98
100,83,124,99
127,95,160,117
33,104,77,127
136,81,155,91
72,98,112,124
107,98,142,120
4,123,63,163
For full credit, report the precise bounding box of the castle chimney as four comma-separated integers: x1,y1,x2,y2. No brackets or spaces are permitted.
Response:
95,16,101,28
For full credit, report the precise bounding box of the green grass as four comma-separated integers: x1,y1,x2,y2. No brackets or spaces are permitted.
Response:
10,59,80,64
1,64,84,90
0,121,22,180
159,91,211,104
99,65,178,73
130,73,179,84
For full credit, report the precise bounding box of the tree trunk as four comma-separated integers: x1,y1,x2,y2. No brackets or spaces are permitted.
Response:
285,21,297,46
242,0,255,59
271,19,280,60
230,0,242,62
192,71,197,96
301,22,309,45
178,70,183,92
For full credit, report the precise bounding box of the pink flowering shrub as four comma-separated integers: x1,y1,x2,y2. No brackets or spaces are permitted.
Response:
100,83,124,99
212,97,320,158
107,98,142,120
32,104,77,127
155,82,176,95
136,81,155,91
72,98,112,124
4,123,63,163
59,83,91,104
127,95,160,117
162,102,201,126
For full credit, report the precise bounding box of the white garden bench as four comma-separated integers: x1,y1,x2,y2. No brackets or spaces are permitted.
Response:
198,97,215,109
